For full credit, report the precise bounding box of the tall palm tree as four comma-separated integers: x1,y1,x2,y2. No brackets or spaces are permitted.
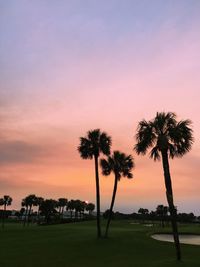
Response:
78,129,112,238
100,151,134,237
134,112,193,261
0,195,12,228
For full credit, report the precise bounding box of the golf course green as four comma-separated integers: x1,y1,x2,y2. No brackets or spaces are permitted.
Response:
0,221,200,267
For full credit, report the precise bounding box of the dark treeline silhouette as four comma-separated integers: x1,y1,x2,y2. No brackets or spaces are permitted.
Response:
103,206,199,225
0,194,95,226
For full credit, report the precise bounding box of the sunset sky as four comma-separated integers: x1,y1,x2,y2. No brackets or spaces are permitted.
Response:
0,0,200,214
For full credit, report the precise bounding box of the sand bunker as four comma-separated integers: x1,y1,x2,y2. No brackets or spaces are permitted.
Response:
152,234,200,245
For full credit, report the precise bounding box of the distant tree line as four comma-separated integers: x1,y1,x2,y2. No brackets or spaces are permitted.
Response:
0,194,95,226
103,205,199,225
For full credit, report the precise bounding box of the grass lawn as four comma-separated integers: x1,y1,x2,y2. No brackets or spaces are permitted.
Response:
0,220,200,267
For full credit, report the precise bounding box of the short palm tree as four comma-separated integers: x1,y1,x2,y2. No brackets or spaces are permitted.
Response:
0,195,12,228
78,129,112,238
67,200,76,219
86,203,95,215
35,197,44,222
57,198,68,218
134,112,193,261
22,194,37,226
156,204,169,227
101,151,134,237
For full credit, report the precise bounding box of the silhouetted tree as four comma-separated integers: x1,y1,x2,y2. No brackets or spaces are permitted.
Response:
156,205,169,227
86,203,95,215
134,112,193,261
22,194,37,226
0,195,12,228
73,200,85,219
40,199,57,224
78,129,112,238
101,151,134,237
57,198,68,218
35,197,44,222
67,200,76,219
138,208,149,223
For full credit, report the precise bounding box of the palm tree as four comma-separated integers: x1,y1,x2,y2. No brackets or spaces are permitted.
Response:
67,200,76,219
138,208,149,223
156,205,169,227
40,199,57,224
22,194,37,226
0,195,12,228
86,203,95,215
134,112,193,261
57,198,68,218
100,151,134,237
35,197,44,222
78,129,112,238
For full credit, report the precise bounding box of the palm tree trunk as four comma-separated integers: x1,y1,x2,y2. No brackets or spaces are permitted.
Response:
23,207,28,227
27,205,32,226
37,206,40,223
161,151,181,261
94,155,101,238
105,174,118,238
2,204,6,228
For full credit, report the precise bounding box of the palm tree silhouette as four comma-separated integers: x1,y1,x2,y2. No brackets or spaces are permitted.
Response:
57,198,68,218
67,199,76,219
156,204,169,227
78,129,112,238
0,195,12,228
22,194,37,226
101,151,134,237
40,199,57,224
86,203,95,215
134,112,193,261
35,197,44,222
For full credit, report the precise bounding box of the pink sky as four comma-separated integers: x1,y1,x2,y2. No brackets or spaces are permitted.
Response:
0,1,200,214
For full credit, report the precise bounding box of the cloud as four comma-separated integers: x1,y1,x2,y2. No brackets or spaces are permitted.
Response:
0,140,47,165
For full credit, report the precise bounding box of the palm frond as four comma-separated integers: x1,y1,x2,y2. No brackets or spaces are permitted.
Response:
168,119,193,157
134,120,155,154
99,132,112,156
149,146,160,161
77,137,93,159
100,158,112,176
101,151,134,181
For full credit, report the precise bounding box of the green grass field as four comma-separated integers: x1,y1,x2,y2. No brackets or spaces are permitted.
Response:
0,221,200,267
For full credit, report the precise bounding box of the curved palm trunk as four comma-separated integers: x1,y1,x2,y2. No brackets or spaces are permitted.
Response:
161,151,181,261
105,174,118,238
94,155,101,238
